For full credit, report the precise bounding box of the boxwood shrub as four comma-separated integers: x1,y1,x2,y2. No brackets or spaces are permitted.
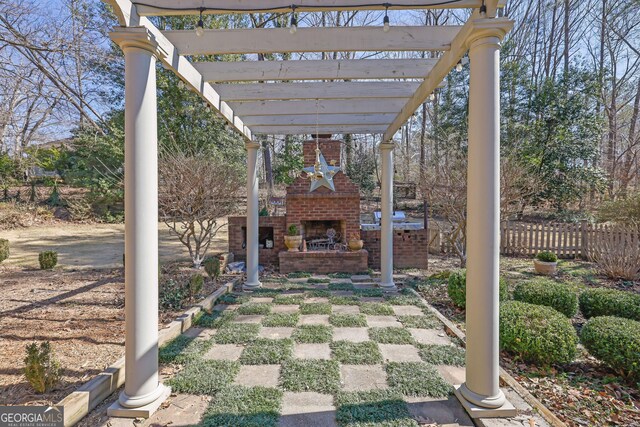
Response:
581,316,640,381
500,300,578,365
513,278,578,317
579,288,640,321
38,251,58,270
447,269,509,309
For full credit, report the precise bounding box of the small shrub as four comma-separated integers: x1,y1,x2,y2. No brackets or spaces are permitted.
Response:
500,301,578,365
581,316,640,380
38,251,58,269
513,279,578,317
536,251,558,263
447,269,508,309
203,256,221,281
589,226,640,280
287,224,298,236
579,288,640,321
160,279,187,310
189,274,204,298
0,238,9,263
24,342,61,393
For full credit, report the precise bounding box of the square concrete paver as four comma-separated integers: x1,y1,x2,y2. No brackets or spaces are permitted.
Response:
366,315,403,328
259,327,295,339
331,305,360,315
306,297,330,303
332,327,369,342
233,315,265,324
203,344,245,361
213,304,238,312
392,305,425,316
279,392,337,427
299,314,330,325
272,305,300,314
340,365,388,391
142,394,211,427
351,275,371,282
293,343,332,360
183,327,205,338
379,344,422,362
437,365,466,385
409,328,452,345
405,395,473,426
251,297,274,304
234,365,280,388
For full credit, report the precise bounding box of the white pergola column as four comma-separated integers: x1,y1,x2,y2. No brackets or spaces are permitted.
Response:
244,142,262,289
379,142,396,289
108,28,170,418
454,22,515,417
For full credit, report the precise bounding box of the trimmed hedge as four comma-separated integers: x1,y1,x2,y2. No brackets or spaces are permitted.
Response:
38,251,58,270
581,316,640,380
447,269,509,309
579,288,640,321
500,300,578,365
513,278,578,317
0,239,8,263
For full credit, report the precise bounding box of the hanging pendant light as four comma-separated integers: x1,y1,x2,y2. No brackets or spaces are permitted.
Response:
383,4,391,33
195,8,205,37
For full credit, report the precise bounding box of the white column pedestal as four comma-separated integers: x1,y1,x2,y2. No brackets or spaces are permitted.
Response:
107,28,169,418
379,142,396,289
244,142,262,290
456,19,515,419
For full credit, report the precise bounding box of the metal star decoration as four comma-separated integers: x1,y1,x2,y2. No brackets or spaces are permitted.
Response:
303,147,340,192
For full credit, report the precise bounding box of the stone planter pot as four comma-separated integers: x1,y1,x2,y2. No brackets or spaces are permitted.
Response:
348,239,364,251
534,259,558,275
284,236,302,252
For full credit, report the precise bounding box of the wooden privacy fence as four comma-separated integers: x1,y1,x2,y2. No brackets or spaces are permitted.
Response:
429,221,640,259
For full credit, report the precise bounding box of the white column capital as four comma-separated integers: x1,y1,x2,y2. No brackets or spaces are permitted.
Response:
465,18,513,49
379,142,395,152
245,141,261,150
110,27,168,59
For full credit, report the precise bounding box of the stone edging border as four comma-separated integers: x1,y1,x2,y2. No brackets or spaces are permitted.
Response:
406,288,568,427
57,277,242,427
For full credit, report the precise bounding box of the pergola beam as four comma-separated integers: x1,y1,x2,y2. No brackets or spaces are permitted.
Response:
382,17,513,142
214,82,420,101
137,0,491,15
243,113,395,126
162,26,460,55
195,59,438,82
230,99,409,116
251,125,387,134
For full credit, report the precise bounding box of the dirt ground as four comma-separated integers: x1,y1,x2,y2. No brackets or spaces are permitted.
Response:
1,222,228,269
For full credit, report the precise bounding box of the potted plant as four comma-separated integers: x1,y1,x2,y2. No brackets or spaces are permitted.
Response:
348,232,364,251
284,224,302,252
534,251,558,275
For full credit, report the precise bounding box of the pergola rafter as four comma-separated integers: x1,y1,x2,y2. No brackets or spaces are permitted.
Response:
229,99,410,116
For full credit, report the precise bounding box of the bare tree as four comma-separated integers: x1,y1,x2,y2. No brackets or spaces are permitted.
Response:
159,149,243,268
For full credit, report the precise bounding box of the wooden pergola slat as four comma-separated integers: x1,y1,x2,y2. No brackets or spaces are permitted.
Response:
242,113,396,126
229,99,409,116
162,26,461,55
214,82,420,101
251,124,388,134
195,59,438,82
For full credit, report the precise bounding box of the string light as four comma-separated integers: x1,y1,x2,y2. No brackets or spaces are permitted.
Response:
195,7,204,37
383,3,390,32
455,62,462,72
290,6,298,34
429,93,435,101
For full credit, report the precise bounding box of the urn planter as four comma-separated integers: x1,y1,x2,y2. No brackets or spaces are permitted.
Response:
533,259,558,276
284,235,302,252
348,239,364,251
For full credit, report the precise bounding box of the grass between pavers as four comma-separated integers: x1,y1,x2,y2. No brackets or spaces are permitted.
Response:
384,295,424,306
213,323,260,344
307,289,331,298
272,294,305,305
335,389,418,427
329,313,367,327
292,324,333,343
262,312,300,327
328,282,356,291
385,362,452,398
288,271,312,278
200,385,283,427
397,315,441,329
329,295,361,305
418,344,466,366
328,272,353,278
368,327,415,345
166,360,240,395
218,293,251,305
331,341,383,364
360,302,395,315
250,288,281,297
196,310,237,328
237,303,273,315
307,277,331,284
239,338,294,365
159,335,213,364
353,288,385,297
279,359,341,393
299,302,332,315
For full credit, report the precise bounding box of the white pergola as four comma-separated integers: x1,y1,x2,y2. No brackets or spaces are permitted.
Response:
105,0,514,420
